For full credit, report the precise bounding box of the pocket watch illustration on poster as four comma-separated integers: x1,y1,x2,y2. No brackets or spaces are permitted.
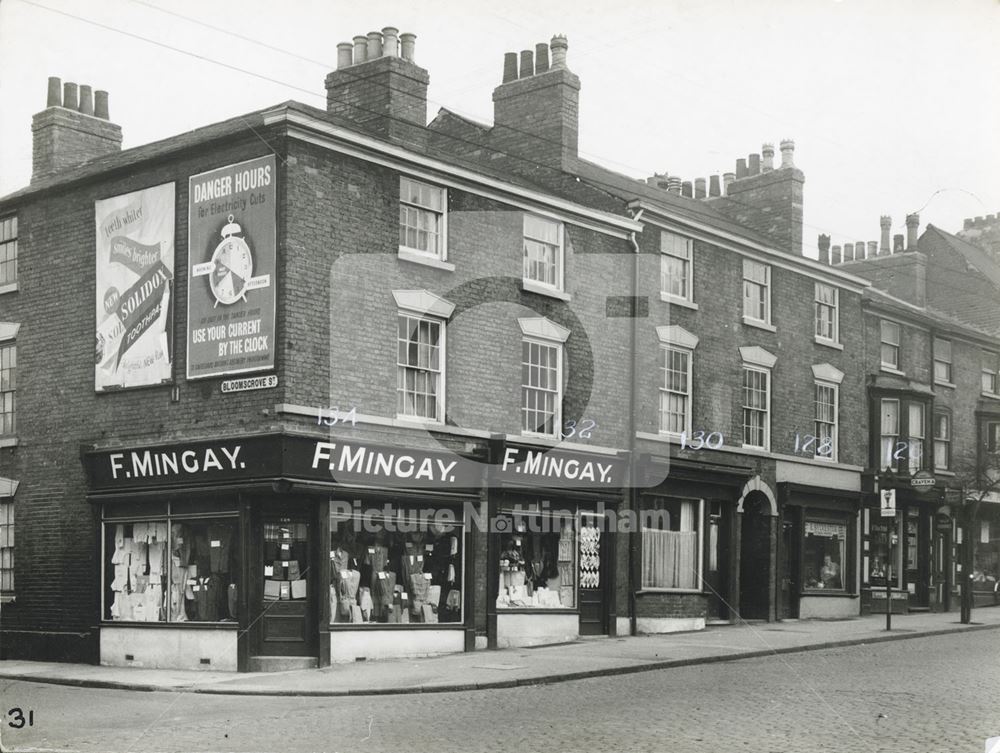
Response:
210,215,253,305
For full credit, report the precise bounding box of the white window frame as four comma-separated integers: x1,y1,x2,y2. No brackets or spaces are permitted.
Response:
933,410,951,471
522,214,565,296
518,317,570,439
0,497,12,599
933,338,953,385
391,290,455,426
660,231,694,305
880,398,900,470
659,346,692,437
398,176,448,264
880,320,901,371
814,381,839,463
907,402,925,474
814,283,839,345
395,313,446,424
742,259,771,327
0,215,17,292
0,325,15,439
742,366,771,451
640,497,705,593
982,350,1000,396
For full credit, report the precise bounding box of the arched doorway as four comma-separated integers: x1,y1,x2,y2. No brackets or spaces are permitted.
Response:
739,491,774,620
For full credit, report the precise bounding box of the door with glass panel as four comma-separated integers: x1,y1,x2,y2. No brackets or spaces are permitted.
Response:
257,512,315,657
578,512,608,635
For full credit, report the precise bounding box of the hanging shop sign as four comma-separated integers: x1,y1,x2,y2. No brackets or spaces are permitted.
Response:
187,155,276,380
85,434,483,491
95,182,176,391
496,445,625,488
910,470,936,492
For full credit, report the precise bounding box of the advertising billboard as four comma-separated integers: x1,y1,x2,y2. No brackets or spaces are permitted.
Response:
95,182,176,391
187,155,276,379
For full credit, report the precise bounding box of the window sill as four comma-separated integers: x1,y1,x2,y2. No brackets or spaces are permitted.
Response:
659,293,698,310
521,430,561,441
496,607,579,614
100,620,239,629
935,380,956,390
742,443,770,453
981,392,1000,401
742,316,776,332
934,469,957,477
814,336,843,351
880,366,906,376
329,623,466,629
398,247,455,272
395,415,445,428
636,588,702,595
0,282,18,296
0,595,13,604
0,437,17,449
522,279,571,301
800,591,857,598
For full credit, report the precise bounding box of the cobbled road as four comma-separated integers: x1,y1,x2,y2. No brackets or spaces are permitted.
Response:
2,630,998,753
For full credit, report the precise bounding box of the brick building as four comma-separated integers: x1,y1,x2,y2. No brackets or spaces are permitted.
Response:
3,27,983,673
823,213,1000,614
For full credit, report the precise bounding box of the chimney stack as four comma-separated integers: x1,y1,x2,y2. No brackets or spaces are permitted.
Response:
779,139,795,168
326,28,429,146
893,234,904,253
905,213,919,251
491,34,579,169
761,143,774,172
818,234,831,264
832,245,842,265
708,174,721,197
32,77,122,183
694,178,706,199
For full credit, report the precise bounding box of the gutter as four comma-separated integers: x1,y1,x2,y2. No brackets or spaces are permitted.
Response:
627,207,643,637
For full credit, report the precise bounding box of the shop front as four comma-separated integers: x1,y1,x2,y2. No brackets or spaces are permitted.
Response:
486,444,626,648
632,455,753,632
777,484,861,620
85,433,483,671
971,500,1000,608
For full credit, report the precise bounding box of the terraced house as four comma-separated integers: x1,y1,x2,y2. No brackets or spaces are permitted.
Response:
0,27,995,674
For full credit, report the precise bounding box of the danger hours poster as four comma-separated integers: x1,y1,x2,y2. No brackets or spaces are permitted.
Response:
94,182,176,392
187,155,276,380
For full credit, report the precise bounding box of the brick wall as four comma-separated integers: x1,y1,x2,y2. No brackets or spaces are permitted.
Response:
712,168,805,256
635,592,707,619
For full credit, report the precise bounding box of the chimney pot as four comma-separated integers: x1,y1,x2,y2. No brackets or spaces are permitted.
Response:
367,31,383,60
519,49,534,78
709,174,721,197
853,242,864,261
667,176,682,194
694,178,706,199
46,76,62,107
818,233,831,264
761,143,774,171
502,52,518,83
975,215,985,225
893,234,904,253
535,43,550,73
382,27,399,57
78,84,94,116
399,32,416,61
748,154,760,176
723,172,735,193
868,241,878,259
905,213,919,251
681,181,693,198
879,214,892,255
779,139,795,168
62,81,78,111
736,158,748,179
94,90,109,120
353,35,368,64
963,217,974,230
831,245,842,265
337,42,354,69
844,242,855,262
550,35,568,69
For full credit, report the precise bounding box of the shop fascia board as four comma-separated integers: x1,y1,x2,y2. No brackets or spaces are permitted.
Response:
263,108,642,240
628,200,870,293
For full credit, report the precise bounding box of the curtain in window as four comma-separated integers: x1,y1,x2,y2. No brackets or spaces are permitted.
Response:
642,528,697,589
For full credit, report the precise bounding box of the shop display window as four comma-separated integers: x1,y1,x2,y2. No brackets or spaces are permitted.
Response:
868,517,902,587
974,520,1000,592
803,519,847,591
496,513,576,609
641,498,700,590
104,518,239,623
329,504,463,625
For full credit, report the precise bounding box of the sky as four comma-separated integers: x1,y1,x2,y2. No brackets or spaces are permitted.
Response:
0,0,998,258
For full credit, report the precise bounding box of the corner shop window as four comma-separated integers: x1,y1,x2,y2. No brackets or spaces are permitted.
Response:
330,504,463,624
105,518,239,623
496,513,576,609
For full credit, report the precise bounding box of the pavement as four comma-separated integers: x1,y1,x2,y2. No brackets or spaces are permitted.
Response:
2,608,999,697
